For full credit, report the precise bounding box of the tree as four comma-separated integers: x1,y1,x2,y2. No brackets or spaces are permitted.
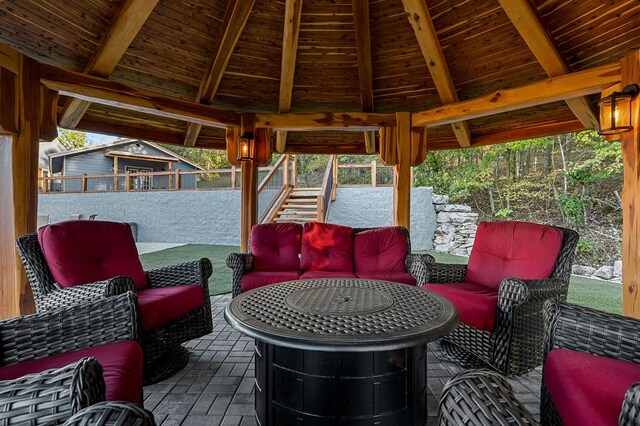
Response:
58,129,88,150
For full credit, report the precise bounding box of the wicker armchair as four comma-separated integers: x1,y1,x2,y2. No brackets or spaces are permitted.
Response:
0,293,141,424
16,222,213,383
64,402,157,426
227,224,434,297
424,222,578,375
439,301,640,426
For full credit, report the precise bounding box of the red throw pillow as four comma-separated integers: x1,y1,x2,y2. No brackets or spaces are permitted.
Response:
353,227,407,273
300,222,354,272
38,220,148,289
251,223,302,271
465,221,564,290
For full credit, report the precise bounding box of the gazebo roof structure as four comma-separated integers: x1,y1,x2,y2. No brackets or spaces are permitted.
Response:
0,0,638,152
1,0,640,320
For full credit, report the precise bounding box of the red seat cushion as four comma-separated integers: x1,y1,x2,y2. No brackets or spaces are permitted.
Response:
251,223,302,271
301,223,354,272
38,220,147,290
465,221,564,290
0,341,143,403
300,271,358,280
353,228,408,273
137,285,205,332
421,283,498,331
356,272,416,285
545,349,640,426
241,271,301,292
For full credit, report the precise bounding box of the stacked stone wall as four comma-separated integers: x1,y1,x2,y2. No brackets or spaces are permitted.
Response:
432,194,478,256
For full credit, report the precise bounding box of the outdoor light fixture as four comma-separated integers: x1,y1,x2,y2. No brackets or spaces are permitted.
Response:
236,131,255,161
598,84,639,136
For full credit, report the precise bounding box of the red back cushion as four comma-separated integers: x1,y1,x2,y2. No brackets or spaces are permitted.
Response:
465,221,564,290
251,223,302,271
38,220,147,289
353,228,407,273
301,223,354,272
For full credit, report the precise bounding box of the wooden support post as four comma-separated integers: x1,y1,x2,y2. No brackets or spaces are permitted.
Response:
240,113,257,253
292,156,297,186
231,166,237,189
0,54,40,318
175,170,181,190
317,195,325,223
371,160,377,187
621,50,640,317
81,174,87,193
393,112,411,230
125,172,131,191
283,155,290,187
113,156,119,190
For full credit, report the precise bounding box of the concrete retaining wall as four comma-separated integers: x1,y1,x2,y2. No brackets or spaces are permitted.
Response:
328,187,436,250
38,191,242,246
39,187,438,249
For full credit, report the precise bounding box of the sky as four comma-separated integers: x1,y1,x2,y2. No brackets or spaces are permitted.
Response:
85,132,119,146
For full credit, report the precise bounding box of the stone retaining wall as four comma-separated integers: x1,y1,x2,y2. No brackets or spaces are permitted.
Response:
432,194,478,256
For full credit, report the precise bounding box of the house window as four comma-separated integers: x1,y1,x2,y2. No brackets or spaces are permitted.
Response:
125,166,153,190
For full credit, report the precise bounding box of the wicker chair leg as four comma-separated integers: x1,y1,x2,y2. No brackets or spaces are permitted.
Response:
143,345,190,385
440,340,492,370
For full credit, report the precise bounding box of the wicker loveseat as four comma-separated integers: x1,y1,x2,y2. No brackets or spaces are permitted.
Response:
16,220,213,383
0,293,146,424
226,222,434,297
439,300,640,426
423,221,578,375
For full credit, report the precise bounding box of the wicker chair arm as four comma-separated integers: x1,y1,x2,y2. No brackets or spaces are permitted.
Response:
620,382,640,426
424,262,467,284
543,301,640,364
64,401,157,426
498,278,566,311
0,358,106,425
37,276,136,311
405,253,435,285
439,369,540,426
0,292,140,365
226,253,254,297
146,258,213,288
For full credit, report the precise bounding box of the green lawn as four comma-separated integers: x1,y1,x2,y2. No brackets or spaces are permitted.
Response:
140,244,623,313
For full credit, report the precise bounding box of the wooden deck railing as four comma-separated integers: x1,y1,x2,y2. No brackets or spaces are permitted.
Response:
39,157,390,195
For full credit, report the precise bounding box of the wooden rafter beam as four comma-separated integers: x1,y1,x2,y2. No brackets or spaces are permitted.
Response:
41,65,241,128
412,62,620,127
255,112,396,130
352,0,373,112
59,0,159,128
184,0,255,147
498,0,599,129
275,0,304,153
401,0,471,147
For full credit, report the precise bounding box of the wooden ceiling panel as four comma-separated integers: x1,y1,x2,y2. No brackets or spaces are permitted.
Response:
214,0,284,112
535,0,640,70
0,0,121,70
289,0,361,112
370,0,437,112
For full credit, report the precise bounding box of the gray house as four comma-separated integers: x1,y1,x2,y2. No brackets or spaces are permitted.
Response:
48,139,203,192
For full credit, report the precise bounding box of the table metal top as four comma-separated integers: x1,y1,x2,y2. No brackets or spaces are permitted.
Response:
224,278,459,352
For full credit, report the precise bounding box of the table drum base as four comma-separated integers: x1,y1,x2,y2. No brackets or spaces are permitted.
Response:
254,341,428,426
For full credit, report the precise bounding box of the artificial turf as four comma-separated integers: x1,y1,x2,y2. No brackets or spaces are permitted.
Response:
140,244,623,314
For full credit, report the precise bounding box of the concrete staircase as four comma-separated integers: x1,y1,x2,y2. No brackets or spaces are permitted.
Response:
272,187,322,223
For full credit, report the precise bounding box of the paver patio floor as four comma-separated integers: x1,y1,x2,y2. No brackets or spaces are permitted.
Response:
144,294,541,425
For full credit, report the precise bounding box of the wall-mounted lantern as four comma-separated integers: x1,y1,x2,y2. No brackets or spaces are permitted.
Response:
236,131,255,162
598,84,639,136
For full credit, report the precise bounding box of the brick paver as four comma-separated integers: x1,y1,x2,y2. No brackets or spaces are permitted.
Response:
144,294,541,425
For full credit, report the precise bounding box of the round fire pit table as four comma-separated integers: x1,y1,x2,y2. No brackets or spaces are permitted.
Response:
224,278,459,426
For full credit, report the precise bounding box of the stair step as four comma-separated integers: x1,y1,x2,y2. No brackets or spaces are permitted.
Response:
273,217,318,223
281,204,318,209
292,187,321,191
277,211,317,216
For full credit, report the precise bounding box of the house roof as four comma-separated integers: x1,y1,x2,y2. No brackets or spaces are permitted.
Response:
1,1,639,152
49,139,204,170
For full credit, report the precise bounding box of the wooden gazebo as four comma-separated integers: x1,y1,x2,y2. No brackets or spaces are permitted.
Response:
0,0,639,318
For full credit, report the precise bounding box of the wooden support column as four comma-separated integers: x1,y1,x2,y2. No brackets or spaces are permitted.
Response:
394,112,411,230
240,114,257,253
621,50,640,317
0,53,40,318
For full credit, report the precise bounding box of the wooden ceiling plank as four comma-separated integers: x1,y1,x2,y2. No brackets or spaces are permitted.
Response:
184,0,256,147
59,0,159,128
401,0,471,147
41,65,241,128
412,62,620,127
255,112,396,130
497,0,599,129
274,0,304,153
